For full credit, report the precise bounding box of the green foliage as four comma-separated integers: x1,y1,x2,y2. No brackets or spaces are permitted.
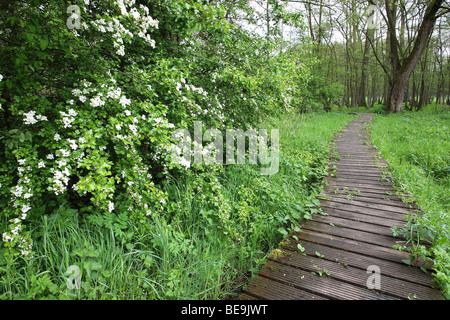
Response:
0,0,313,257
371,108,450,299
0,0,356,300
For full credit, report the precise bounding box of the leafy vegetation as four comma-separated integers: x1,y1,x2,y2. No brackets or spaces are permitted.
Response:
371,106,450,299
0,0,358,300
0,110,354,299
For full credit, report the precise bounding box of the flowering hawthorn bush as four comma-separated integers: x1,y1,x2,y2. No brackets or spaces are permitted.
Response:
0,0,171,260
0,0,313,276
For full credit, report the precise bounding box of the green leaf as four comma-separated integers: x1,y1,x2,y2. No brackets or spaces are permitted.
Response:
277,227,288,237
26,33,34,42
0,249,6,266
40,37,49,51
402,259,411,266
7,140,14,149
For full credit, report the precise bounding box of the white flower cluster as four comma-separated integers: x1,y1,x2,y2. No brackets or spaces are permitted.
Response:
90,93,106,108
132,4,159,48
175,78,222,120
23,111,48,125
108,201,114,213
3,159,35,257
86,1,158,56
50,148,73,196
52,167,70,195
120,159,166,216
129,124,138,135
176,78,208,98
107,87,122,100
60,108,78,128
72,79,131,111
119,96,131,108
2,221,32,256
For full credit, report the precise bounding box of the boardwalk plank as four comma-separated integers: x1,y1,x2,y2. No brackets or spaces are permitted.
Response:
319,206,405,228
279,240,436,288
243,275,328,300
258,261,396,300
267,248,442,300
320,201,407,221
301,220,397,247
311,214,397,236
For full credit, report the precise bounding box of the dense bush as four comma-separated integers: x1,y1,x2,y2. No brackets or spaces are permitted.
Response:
0,0,314,259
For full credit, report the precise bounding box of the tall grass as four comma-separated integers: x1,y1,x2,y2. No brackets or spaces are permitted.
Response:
370,107,450,299
0,112,356,300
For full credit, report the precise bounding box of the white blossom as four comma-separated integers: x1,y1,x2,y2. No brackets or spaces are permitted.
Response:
179,157,191,168
120,96,131,108
11,185,23,198
59,149,70,157
23,111,38,125
90,94,105,107
67,139,78,150
129,124,138,135
107,87,122,100
68,108,78,117
116,45,125,56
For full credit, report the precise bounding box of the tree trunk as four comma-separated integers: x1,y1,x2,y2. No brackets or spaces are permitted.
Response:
357,29,374,108
386,0,444,113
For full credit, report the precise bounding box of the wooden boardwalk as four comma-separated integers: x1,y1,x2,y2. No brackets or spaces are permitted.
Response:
240,114,442,300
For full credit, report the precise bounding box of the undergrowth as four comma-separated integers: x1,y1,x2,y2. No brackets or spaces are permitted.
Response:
0,112,356,299
371,106,450,299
